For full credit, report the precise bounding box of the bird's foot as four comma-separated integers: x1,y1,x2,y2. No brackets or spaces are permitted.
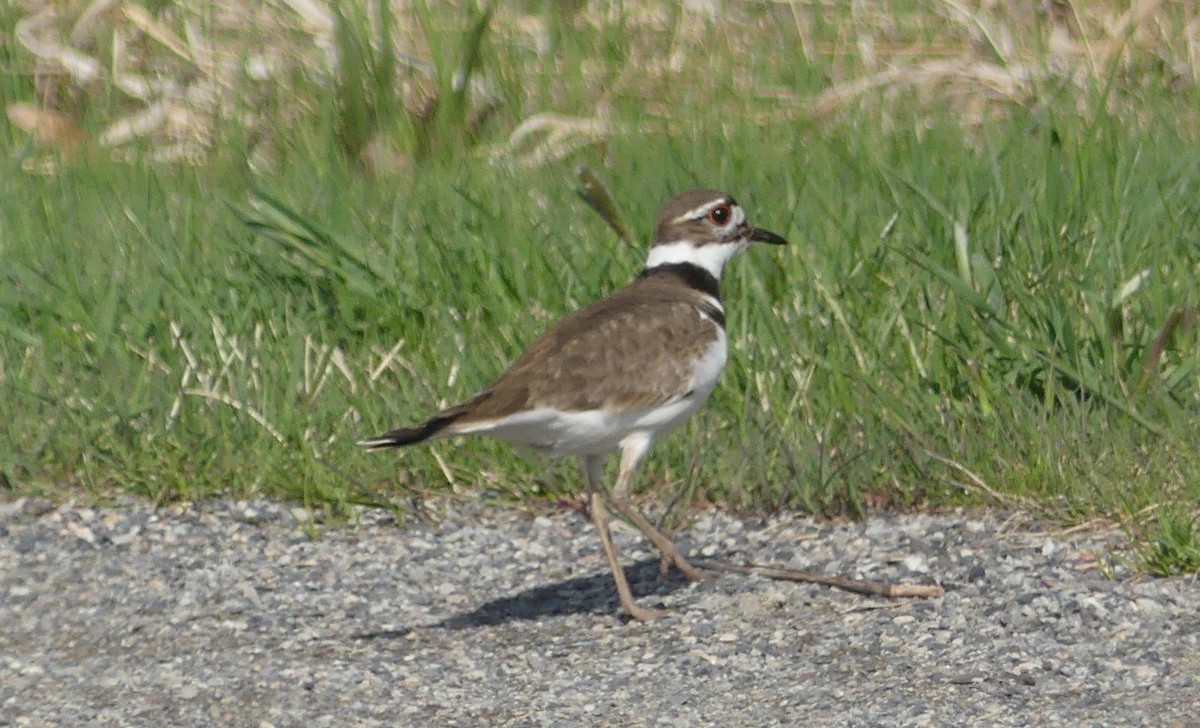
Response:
656,546,706,582
622,600,669,622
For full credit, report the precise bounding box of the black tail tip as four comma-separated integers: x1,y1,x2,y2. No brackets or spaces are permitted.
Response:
357,429,426,450
359,411,463,451
356,435,403,451
357,419,446,451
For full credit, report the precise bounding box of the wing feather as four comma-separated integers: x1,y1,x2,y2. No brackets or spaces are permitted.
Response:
460,290,722,421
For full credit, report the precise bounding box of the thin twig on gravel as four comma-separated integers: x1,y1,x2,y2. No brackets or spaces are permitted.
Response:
693,559,945,598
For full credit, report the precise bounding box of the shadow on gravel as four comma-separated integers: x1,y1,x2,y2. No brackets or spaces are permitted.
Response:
352,557,690,639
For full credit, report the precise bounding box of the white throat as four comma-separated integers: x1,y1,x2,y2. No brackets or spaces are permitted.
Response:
643,240,746,280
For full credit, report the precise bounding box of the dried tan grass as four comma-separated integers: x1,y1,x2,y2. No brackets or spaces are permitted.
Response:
9,0,324,160
796,0,1200,128
5,0,1199,165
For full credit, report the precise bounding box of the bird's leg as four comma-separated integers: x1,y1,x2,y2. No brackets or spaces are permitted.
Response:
583,456,664,622
588,491,665,622
608,439,706,583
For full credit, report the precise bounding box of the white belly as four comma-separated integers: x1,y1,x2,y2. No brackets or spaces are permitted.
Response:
460,329,727,457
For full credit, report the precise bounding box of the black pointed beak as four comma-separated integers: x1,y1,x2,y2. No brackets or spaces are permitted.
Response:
749,226,788,245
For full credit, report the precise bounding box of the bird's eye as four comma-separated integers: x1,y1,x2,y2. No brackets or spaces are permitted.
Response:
708,204,732,225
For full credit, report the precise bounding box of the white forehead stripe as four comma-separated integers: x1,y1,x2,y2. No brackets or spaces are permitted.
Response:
670,199,737,225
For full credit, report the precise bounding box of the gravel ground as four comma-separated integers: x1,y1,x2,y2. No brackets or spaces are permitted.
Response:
1,496,1197,727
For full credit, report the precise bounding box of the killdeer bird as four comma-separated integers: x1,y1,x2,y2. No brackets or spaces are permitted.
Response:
361,188,787,620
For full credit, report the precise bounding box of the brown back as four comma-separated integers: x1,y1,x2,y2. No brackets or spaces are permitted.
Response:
450,271,723,422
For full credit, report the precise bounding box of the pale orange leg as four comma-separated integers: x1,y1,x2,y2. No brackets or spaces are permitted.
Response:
587,490,665,622
582,455,664,620
608,437,707,583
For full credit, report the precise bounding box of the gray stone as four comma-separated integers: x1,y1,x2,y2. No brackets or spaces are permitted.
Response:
1,501,1197,726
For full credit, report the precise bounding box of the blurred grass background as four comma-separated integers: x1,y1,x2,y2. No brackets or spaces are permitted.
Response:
1,0,1198,568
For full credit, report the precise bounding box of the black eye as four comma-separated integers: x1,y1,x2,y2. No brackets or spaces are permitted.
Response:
708,204,731,225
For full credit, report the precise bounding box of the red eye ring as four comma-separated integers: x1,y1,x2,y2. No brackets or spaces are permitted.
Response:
708,204,732,225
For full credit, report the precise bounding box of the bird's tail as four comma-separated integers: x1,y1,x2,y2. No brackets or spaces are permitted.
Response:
357,411,464,451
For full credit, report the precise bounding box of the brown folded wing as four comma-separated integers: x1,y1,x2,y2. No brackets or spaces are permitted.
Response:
450,283,722,424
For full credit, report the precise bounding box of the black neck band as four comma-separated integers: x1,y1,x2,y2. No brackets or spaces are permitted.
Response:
639,263,722,301
639,263,725,327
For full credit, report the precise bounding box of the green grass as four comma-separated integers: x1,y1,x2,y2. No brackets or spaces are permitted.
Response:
1,2,1198,569
1138,506,1200,577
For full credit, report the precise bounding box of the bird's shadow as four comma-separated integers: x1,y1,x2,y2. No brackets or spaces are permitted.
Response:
352,557,691,639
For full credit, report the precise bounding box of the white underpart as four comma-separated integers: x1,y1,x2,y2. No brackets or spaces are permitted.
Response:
643,239,747,280
452,328,728,458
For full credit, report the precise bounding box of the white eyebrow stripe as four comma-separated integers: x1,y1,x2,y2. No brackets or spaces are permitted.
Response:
670,199,734,224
